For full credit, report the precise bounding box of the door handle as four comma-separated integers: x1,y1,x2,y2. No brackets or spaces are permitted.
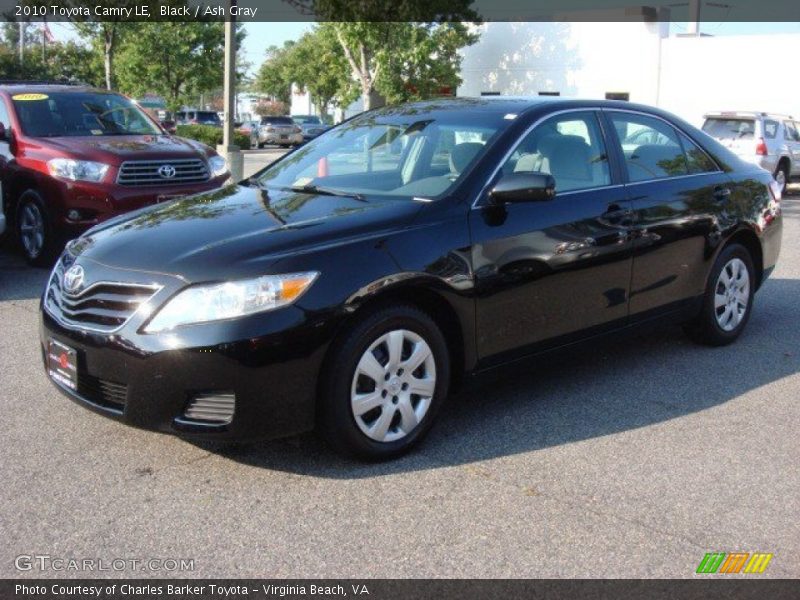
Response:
714,186,731,200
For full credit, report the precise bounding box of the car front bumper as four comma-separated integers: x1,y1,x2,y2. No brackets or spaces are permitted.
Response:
39,279,330,441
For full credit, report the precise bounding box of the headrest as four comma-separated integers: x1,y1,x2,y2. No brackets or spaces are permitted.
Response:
449,142,484,174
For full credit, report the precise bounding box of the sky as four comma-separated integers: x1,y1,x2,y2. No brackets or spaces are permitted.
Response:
47,21,800,78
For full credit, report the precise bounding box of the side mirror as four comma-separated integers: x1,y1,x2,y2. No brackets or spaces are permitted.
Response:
489,172,556,204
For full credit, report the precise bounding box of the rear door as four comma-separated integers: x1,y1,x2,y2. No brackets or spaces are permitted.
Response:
607,110,730,320
0,96,11,229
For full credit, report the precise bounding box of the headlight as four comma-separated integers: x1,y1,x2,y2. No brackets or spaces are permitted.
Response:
47,159,109,182
144,272,319,333
208,155,228,178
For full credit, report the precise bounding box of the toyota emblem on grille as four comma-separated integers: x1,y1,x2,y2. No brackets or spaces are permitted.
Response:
63,264,85,295
158,164,177,179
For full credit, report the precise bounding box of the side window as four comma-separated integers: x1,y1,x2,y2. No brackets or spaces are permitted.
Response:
679,132,718,174
784,121,800,142
503,111,610,193
610,113,688,182
0,98,9,129
763,120,778,139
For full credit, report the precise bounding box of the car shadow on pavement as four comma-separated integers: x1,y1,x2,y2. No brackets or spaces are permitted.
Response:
195,276,800,478
0,245,50,302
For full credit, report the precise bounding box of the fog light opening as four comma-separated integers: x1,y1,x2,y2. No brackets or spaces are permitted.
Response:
182,392,235,425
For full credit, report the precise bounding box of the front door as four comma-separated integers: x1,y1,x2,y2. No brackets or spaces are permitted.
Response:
470,110,634,364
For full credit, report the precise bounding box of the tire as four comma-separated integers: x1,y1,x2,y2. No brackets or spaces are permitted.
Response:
684,243,755,346
317,304,450,460
16,190,57,267
774,162,789,196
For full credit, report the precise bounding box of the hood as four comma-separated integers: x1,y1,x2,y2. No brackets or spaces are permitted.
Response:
42,134,210,166
72,184,424,281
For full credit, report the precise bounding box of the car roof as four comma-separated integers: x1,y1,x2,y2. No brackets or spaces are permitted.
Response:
704,110,795,120
0,83,109,95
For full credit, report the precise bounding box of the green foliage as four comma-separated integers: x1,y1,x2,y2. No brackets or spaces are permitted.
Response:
0,29,103,86
253,41,296,104
329,21,479,109
176,124,251,150
252,99,289,117
114,19,231,111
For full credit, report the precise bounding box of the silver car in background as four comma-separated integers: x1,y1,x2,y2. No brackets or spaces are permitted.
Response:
702,111,800,194
292,115,330,142
257,116,303,148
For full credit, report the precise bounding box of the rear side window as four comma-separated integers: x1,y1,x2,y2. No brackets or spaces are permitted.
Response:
611,113,688,182
504,111,611,193
784,121,800,142
702,118,755,140
763,120,779,139
678,133,718,174
0,97,9,129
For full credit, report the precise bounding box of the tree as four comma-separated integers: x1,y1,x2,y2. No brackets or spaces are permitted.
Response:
66,0,144,91
253,41,296,105
327,22,479,111
288,26,357,118
285,0,480,110
114,20,240,111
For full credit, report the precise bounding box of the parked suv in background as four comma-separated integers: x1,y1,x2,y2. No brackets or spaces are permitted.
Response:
702,111,800,194
257,116,302,148
0,83,230,265
176,110,222,127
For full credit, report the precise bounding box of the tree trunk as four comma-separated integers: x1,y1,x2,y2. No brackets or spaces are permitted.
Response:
103,29,114,90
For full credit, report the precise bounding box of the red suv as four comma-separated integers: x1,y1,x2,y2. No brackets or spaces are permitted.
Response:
0,83,230,265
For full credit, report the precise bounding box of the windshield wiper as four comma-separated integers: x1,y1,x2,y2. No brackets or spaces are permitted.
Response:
289,184,366,202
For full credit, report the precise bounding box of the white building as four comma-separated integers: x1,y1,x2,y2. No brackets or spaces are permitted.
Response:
457,19,799,126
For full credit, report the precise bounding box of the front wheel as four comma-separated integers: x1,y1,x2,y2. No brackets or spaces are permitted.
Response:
318,305,450,460
16,191,56,267
684,243,755,346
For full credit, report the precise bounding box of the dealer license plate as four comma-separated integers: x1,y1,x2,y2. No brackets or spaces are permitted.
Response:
47,339,78,391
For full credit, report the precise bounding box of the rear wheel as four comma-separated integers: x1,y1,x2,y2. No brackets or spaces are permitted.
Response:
16,190,57,267
684,243,755,346
774,162,789,195
318,305,450,460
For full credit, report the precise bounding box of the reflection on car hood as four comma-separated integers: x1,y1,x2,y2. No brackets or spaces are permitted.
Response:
41,134,209,165
72,184,423,281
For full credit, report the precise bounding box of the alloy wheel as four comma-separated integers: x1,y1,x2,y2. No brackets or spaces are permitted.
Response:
19,202,45,259
350,329,436,443
714,257,750,332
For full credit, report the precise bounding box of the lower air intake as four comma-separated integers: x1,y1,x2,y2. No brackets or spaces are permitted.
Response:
183,393,235,425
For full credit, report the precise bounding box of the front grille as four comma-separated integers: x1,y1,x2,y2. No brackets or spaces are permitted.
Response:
183,394,235,424
78,374,128,409
117,158,210,186
45,257,160,333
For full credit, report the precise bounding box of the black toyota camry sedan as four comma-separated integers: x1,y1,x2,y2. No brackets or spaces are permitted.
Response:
40,98,782,459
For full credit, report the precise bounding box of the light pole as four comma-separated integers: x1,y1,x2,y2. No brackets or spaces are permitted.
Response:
218,0,243,181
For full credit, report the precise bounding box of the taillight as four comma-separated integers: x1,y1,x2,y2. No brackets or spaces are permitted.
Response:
755,138,768,156
293,126,302,134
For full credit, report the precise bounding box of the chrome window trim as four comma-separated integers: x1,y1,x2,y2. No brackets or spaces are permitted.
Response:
471,106,726,209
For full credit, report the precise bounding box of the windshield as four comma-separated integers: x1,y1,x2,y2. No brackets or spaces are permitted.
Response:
257,111,505,199
12,91,162,137
702,118,755,140
294,116,322,125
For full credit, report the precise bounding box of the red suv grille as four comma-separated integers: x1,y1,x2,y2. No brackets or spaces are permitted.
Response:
117,158,210,186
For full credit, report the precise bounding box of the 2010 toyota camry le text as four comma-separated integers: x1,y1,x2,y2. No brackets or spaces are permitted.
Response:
39,98,782,459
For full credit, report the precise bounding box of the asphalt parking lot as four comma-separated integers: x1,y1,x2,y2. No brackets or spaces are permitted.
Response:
1,179,799,579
